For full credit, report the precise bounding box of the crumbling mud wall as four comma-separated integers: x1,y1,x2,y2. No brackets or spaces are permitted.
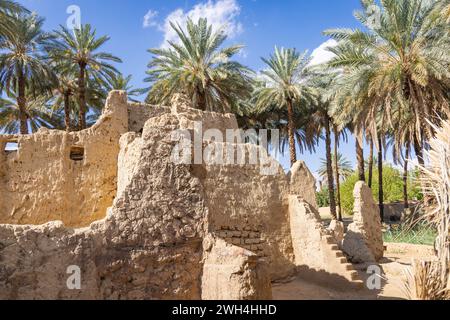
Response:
288,196,362,288
201,237,272,300
342,182,384,263
0,91,296,299
0,99,208,299
0,92,129,227
198,143,295,280
0,90,370,299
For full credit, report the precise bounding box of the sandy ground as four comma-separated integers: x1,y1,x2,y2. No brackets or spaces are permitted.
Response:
272,243,435,300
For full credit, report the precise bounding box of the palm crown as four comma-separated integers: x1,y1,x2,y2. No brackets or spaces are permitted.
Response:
254,47,317,167
47,24,122,129
145,18,253,113
0,13,56,134
326,0,450,152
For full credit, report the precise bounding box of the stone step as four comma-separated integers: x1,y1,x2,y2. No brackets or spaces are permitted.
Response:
335,251,344,258
324,236,335,244
344,263,355,271
353,280,365,289
338,257,348,264
329,244,339,251
350,270,360,281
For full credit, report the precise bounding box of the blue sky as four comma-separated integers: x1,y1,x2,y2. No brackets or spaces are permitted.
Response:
17,0,395,180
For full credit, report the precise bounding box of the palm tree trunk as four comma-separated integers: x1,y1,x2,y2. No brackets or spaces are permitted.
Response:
403,144,410,210
413,134,425,168
78,63,87,130
368,138,374,188
64,90,71,132
17,71,28,134
287,99,297,168
356,138,365,182
196,86,207,111
333,125,342,221
325,116,337,220
378,134,384,222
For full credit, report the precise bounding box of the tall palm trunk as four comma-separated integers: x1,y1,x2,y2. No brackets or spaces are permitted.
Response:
378,134,384,222
17,71,28,134
368,138,374,188
287,98,297,168
325,116,337,220
64,90,72,132
333,125,342,221
413,134,425,168
403,144,410,210
413,133,427,200
78,63,87,130
196,85,207,111
356,137,365,182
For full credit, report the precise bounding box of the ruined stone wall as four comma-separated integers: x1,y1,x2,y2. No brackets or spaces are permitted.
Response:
2,88,365,299
0,101,207,299
342,182,384,263
200,145,295,280
288,196,362,288
0,92,297,299
201,238,272,300
0,92,128,227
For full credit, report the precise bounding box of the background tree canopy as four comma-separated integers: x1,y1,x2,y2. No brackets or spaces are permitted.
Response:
339,165,423,215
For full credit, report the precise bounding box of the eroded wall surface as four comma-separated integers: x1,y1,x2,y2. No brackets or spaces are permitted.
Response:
0,92,128,227
0,90,364,299
0,92,295,299
0,100,207,299
288,196,363,288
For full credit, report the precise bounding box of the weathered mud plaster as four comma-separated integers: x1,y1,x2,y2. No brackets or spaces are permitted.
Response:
0,91,296,299
342,182,384,263
0,92,128,227
201,237,272,300
0,91,374,299
288,196,362,287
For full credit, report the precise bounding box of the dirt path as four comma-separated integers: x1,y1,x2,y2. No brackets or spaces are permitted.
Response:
272,243,435,300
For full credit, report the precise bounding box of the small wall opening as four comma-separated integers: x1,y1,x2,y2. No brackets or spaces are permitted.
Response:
70,146,85,161
4,141,19,152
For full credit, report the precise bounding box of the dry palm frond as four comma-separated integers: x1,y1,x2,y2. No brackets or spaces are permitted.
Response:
405,118,450,300
403,260,450,300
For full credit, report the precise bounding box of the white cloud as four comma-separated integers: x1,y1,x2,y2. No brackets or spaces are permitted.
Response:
157,0,243,47
143,9,159,28
309,39,338,66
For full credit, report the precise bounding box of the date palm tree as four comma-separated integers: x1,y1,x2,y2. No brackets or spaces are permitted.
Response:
309,72,339,219
325,0,450,169
0,0,28,39
254,47,317,168
48,24,122,130
0,14,56,134
106,74,144,102
145,18,253,113
0,89,61,134
49,71,77,131
319,153,353,184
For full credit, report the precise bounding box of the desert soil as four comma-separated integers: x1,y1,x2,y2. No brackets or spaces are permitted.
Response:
272,242,435,300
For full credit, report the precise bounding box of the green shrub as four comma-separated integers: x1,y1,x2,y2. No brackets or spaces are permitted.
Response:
316,188,330,207
340,164,423,215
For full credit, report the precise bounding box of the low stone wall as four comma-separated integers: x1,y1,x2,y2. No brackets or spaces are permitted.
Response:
201,238,272,300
